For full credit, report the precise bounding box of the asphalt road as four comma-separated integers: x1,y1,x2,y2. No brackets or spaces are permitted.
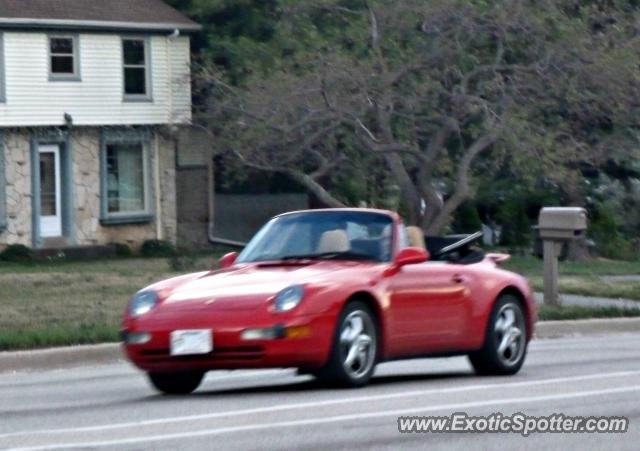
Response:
1,334,639,451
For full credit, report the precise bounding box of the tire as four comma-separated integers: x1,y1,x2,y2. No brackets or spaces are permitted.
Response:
148,371,204,395
468,295,528,376
315,301,379,388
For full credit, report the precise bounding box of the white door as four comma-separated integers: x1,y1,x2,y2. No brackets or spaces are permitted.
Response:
39,145,62,238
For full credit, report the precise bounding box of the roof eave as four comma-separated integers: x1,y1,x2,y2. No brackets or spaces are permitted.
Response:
0,18,202,33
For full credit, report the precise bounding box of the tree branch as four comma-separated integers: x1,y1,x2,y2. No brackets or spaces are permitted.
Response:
425,118,459,162
309,154,346,180
367,1,380,50
231,149,345,208
282,169,346,207
459,63,536,95
426,133,498,234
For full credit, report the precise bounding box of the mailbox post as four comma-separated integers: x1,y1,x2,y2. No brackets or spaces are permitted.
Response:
538,207,588,306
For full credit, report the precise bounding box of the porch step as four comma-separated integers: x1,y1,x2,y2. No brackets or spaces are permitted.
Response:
40,237,70,248
33,245,117,261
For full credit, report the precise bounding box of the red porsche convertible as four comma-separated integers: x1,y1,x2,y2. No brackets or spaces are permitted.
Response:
122,209,536,394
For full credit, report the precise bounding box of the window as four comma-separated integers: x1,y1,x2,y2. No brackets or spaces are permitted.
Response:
100,130,153,224
105,143,148,216
0,33,5,102
49,35,80,80
122,38,151,100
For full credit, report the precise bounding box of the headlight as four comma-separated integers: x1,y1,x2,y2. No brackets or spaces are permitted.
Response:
129,291,158,318
274,285,305,312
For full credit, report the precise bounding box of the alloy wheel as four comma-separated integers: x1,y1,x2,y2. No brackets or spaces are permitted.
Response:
339,310,376,380
493,303,526,367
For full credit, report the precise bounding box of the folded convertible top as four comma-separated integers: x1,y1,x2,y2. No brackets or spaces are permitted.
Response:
425,231,484,263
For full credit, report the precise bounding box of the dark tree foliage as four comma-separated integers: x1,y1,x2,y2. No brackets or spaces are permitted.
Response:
165,0,280,82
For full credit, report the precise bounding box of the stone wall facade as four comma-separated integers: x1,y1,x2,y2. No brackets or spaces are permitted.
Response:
0,127,177,250
2,130,32,246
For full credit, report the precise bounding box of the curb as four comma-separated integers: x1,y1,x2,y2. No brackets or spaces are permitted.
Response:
534,317,640,339
533,292,640,310
0,343,122,374
1,318,640,374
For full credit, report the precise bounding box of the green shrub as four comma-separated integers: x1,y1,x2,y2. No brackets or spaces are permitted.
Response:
0,244,34,263
590,204,636,260
111,243,133,258
140,239,176,258
497,200,531,246
453,202,483,233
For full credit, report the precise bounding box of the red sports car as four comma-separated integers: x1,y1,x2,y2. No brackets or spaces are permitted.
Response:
122,209,536,394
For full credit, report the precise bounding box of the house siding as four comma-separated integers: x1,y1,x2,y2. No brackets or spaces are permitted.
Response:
0,33,6,102
169,36,191,124
0,33,191,127
0,127,177,249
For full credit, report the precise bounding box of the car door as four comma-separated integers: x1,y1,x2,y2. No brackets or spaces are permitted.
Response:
386,261,472,356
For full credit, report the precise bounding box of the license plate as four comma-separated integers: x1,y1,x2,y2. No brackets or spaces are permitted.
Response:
170,330,213,356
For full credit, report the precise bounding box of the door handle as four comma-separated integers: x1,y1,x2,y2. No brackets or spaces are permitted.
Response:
452,274,465,284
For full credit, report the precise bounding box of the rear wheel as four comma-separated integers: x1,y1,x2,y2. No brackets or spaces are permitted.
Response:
315,301,378,387
468,295,528,376
148,371,204,395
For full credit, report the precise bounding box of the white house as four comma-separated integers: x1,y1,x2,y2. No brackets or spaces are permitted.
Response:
0,0,200,250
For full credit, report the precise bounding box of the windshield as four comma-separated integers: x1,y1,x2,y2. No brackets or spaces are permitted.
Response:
237,211,394,263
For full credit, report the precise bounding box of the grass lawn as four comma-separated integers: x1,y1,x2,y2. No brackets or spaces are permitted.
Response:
504,255,640,301
0,257,218,351
538,305,640,321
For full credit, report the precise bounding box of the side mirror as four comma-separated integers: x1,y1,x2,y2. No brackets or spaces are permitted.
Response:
394,247,429,267
218,252,238,269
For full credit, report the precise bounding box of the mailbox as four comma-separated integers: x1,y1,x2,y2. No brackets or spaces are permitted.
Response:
538,207,587,240
538,206,588,307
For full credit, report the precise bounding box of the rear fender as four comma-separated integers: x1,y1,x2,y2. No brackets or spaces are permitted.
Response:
485,253,511,265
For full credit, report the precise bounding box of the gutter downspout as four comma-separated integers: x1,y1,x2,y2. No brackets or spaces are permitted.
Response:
154,133,163,240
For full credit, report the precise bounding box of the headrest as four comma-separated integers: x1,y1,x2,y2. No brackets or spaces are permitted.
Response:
316,230,350,254
406,226,426,249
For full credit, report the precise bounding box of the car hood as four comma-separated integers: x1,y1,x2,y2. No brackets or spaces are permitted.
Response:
160,261,370,311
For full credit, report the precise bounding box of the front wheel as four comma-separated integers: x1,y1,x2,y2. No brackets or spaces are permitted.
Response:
468,295,528,376
315,301,378,387
148,371,204,395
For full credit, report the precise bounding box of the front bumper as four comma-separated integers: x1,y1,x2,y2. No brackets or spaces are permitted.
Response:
122,312,336,372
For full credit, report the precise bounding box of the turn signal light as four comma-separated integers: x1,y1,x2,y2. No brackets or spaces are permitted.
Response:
240,325,311,340
125,332,151,345
285,325,311,339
